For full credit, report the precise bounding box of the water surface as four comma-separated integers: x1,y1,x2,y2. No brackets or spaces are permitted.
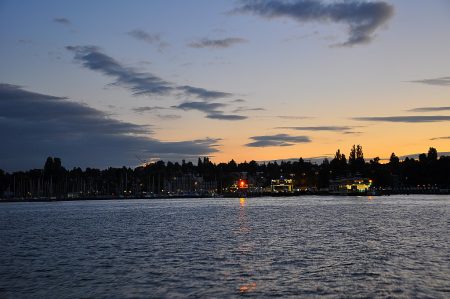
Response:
1,195,449,298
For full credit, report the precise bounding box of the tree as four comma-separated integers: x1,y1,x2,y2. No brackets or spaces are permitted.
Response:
1,146,449,199
349,145,364,162
349,145,365,174
419,153,427,163
349,145,357,163
356,145,364,160
334,149,343,161
227,159,238,172
330,149,347,177
427,147,438,161
370,157,380,165
389,153,399,165
44,157,54,176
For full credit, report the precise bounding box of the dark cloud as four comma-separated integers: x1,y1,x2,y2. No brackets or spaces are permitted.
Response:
188,37,247,49
408,106,450,112
430,136,450,141
231,99,246,103
234,0,394,46
278,126,354,131
246,133,311,147
342,131,363,135
127,29,169,51
66,46,232,100
353,116,450,123
410,77,450,87
206,113,248,120
53,17,71,26
0,83,220,171
67,46,173,96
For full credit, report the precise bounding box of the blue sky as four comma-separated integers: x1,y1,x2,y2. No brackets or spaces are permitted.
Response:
1,0,449,171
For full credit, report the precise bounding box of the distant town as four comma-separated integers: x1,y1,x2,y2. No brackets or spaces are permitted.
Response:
1,145,449,201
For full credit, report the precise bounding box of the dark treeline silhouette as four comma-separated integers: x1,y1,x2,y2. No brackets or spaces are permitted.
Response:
1,146,449,199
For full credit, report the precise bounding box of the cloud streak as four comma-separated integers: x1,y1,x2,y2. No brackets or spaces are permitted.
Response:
246,133,311,147
178,85,232,100
172,101,247,121
156,114,182,120
232,106,266,113
408,106,450,112
410,77,450,86
278,126,354,131
276,116,312,120
430,136,450,141
234,0,394,46
53,17,71,26
67,45,173,96
128,29,161,44
0,83,220,171
66,45,232,100
132,106,169,113
206,113,247,120
127,29,169,51
353,116,450,123
173,101,227,114
189,37,247,49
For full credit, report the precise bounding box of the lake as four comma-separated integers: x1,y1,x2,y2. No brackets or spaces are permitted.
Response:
0,195,449,298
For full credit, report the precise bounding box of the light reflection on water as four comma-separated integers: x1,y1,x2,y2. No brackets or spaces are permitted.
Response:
0,195,449,298
236,197,257,294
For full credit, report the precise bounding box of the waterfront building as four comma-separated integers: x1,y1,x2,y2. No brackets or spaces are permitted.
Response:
329,177,373,194
271,178,294,193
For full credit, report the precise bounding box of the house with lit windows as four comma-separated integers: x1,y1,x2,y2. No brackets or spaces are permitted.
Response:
329,177,373,195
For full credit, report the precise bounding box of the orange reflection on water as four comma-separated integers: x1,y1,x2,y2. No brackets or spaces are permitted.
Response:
236,197,257,294
238,197,250,234
239,282,257,293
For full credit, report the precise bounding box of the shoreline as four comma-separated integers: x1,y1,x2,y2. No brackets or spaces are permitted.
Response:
1,190,449,203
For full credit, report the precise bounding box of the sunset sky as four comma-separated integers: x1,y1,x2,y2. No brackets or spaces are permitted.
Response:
1,0,449,171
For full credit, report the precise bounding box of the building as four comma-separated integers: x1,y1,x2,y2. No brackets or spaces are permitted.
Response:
271,178,294,193
329,177,373,194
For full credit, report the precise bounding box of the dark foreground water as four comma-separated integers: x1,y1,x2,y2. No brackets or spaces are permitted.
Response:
0,195,449,298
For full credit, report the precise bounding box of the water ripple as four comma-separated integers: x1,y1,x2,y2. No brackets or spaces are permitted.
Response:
0,195,449,298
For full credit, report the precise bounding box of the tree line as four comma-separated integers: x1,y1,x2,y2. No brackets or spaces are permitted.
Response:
1,146,449,198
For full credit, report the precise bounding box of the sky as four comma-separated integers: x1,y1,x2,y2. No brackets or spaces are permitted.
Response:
1,0,449,171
